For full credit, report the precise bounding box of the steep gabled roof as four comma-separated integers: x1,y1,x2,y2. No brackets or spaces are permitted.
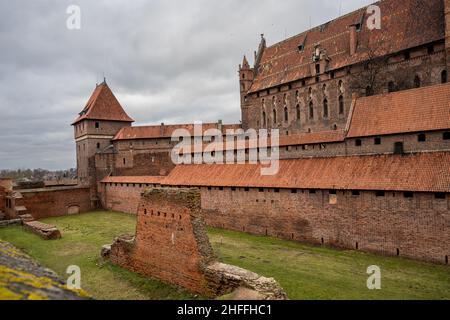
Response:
72,82,134,125
249,0,444,92
348,82,450,138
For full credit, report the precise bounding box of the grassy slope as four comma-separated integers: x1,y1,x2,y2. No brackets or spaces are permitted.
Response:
0,211,448,300
208,228,450,300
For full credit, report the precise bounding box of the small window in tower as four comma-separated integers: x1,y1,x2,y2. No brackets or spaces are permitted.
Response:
388,81,396,93
435,193,446,199
95,122,99,129
404,192,414,198
441,70,448,84
96,143,100,149
123,158,126,165
338,95,344,114
414,75,421,88
309,101,314,119
323,99,328,118
444,132,450,140
418,133,426,142
375,191,385,197
394,142,404,154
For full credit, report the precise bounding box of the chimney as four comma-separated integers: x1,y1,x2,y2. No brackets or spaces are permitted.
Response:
217,120,223,133
349,24,357,56
160,123,165,136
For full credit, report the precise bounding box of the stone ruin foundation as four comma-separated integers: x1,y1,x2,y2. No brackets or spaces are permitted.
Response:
101,187,287,300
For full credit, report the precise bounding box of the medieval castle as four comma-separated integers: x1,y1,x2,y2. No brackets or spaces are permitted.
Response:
1,0,449,265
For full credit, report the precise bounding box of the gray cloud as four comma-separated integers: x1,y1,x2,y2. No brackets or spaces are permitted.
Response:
0,0,373,170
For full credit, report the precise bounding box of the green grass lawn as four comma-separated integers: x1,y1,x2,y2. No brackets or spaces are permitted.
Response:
0,211,449,300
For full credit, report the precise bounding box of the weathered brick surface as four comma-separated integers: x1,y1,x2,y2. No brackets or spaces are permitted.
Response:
106,188,287,298
108,188,216,296
23,221,62,240
99,184,149,214
18,187,91,220
201,188,450,264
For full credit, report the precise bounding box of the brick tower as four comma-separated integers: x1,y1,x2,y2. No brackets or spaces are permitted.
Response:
72,80,134,192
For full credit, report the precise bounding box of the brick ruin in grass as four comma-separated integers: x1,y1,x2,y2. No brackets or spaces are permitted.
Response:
101,187,287,300
23,220,61,240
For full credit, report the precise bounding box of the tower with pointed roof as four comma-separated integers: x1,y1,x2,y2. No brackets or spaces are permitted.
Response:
72,81,134,188
239,55,255,130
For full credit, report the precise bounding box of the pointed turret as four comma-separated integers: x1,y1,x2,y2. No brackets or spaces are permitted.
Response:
72,82,134,187
72,82,134,125
254,34,266,73
240,55,250,70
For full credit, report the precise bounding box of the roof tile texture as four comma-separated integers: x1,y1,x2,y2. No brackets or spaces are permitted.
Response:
348,82,450,137
162,152,450,192
250,0,444,92
73,83,134,124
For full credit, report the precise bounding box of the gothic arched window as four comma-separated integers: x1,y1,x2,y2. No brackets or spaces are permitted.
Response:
273,109,277,124
284,107,289,122
339,95,344,115
323,99,328,118
309,101,314,119
296,104,301,121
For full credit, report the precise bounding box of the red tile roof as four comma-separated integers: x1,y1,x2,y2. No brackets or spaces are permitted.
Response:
250,0,444,92
72,82,134,125
162,152,450,192
348,82,450,138
278,130,345,146
101,176,165,184
113,123,242,140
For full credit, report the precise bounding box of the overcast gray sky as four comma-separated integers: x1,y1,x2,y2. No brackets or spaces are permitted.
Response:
0,0,373,170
